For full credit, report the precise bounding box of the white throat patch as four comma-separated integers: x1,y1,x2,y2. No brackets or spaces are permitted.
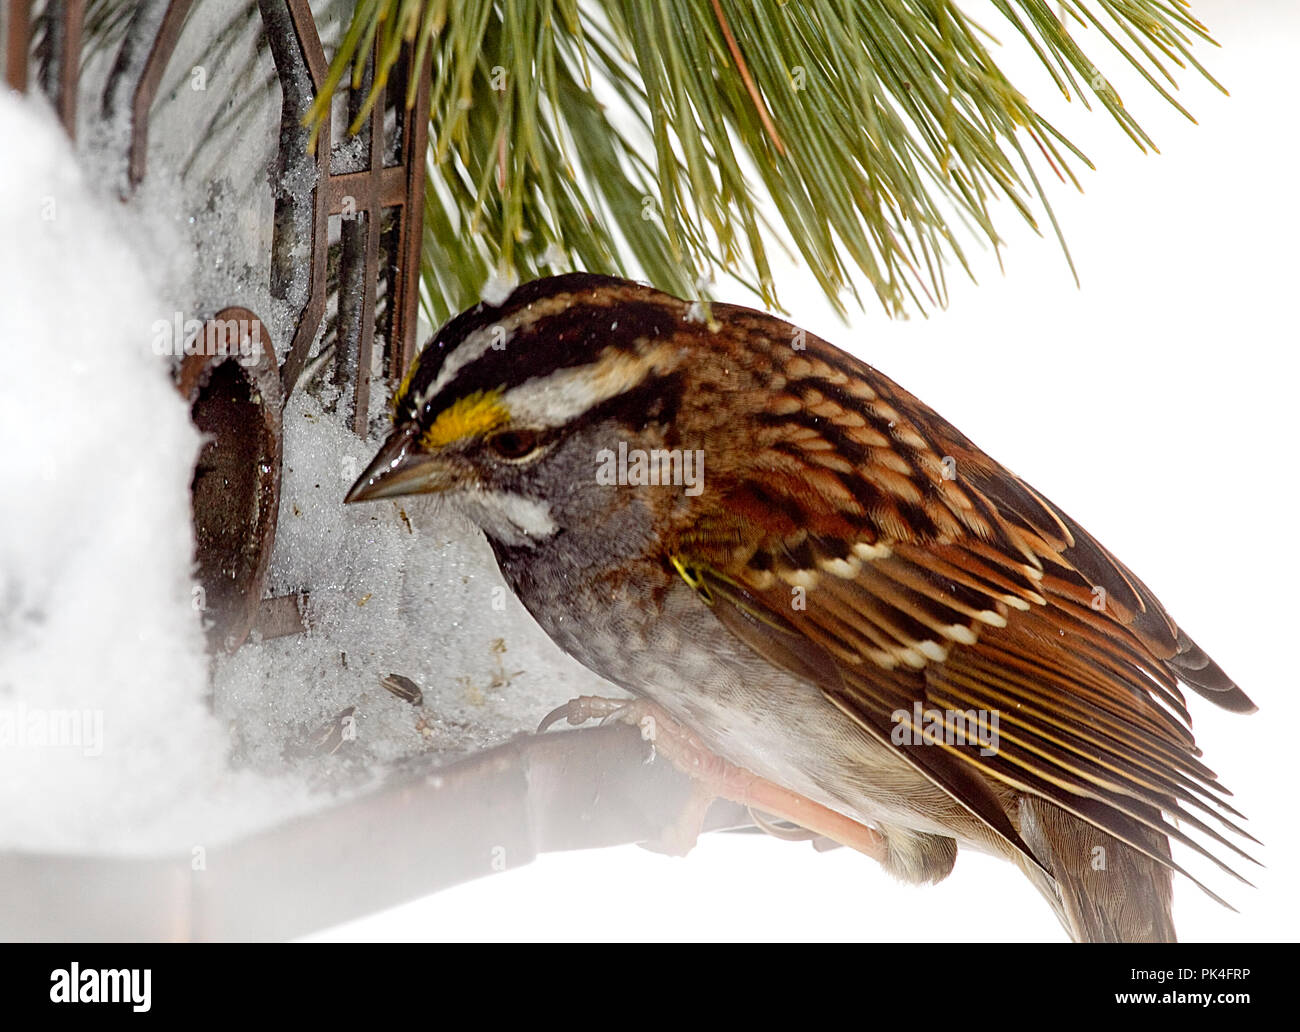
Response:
454,489,558,547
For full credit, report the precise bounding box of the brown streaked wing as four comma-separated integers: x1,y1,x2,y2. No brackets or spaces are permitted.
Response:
682,528,1257,903
675,482,1254,896
690,564,1045,871
670,316,1256,897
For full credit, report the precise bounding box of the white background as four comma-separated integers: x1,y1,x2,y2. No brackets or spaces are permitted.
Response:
310,0,1299,942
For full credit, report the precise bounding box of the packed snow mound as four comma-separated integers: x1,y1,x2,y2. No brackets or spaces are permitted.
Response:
0,90,226,850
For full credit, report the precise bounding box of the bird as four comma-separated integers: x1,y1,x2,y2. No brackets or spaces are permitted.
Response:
346,272,1257,942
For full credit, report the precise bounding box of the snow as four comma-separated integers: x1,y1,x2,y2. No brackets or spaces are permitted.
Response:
0,90,228,850
210,386,601,779
0,79,602,859
481,267,520,306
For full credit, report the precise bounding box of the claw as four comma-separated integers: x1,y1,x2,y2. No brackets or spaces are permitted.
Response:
536,694,631,733
747,806,821,842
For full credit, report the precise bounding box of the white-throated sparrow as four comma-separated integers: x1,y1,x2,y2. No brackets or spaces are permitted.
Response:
346,273,1256,942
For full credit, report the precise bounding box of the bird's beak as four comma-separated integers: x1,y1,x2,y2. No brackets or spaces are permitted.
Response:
345,423,454,503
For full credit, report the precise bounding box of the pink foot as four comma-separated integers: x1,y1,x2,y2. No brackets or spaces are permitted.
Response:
538,696,886,862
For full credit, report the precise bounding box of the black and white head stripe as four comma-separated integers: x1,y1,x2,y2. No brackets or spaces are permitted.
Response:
395,273,689,432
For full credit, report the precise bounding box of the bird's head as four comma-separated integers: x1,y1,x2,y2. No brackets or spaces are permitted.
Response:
346,274,741,550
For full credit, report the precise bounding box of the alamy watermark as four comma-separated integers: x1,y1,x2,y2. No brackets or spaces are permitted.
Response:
50,964,150,1012
0,704,103,757
151,312,263,366
596,441,705,496
891,702,1000,756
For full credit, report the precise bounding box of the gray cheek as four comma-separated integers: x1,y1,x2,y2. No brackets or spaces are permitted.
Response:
523,431,658,539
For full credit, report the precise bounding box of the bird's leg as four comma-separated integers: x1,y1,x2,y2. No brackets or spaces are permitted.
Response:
537,695,648,734
538,695,887,863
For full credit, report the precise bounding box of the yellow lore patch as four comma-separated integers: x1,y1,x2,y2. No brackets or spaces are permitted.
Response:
421,390,510,448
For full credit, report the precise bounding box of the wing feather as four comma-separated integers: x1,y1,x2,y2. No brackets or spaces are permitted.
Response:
669,349,1256,900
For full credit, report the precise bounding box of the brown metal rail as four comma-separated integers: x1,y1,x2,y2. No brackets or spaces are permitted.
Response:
0,725,756,941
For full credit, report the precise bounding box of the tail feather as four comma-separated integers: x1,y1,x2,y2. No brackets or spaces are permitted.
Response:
1019,796,1176,943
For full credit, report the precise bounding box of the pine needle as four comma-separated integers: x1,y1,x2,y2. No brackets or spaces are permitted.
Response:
305,0,1225,325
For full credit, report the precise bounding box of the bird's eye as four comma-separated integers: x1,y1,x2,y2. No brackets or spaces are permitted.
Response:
487,429,542,460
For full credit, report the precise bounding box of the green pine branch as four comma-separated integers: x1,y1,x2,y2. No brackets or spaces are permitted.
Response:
308,0,1222,325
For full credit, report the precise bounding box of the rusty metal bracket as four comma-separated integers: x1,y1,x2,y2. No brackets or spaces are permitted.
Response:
261,0,430,431
127,0,193,189
5,0,192,179
2,0,30,93
97,0,180,194
37,0,84,136
176,308,284,653
5,0,83,137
